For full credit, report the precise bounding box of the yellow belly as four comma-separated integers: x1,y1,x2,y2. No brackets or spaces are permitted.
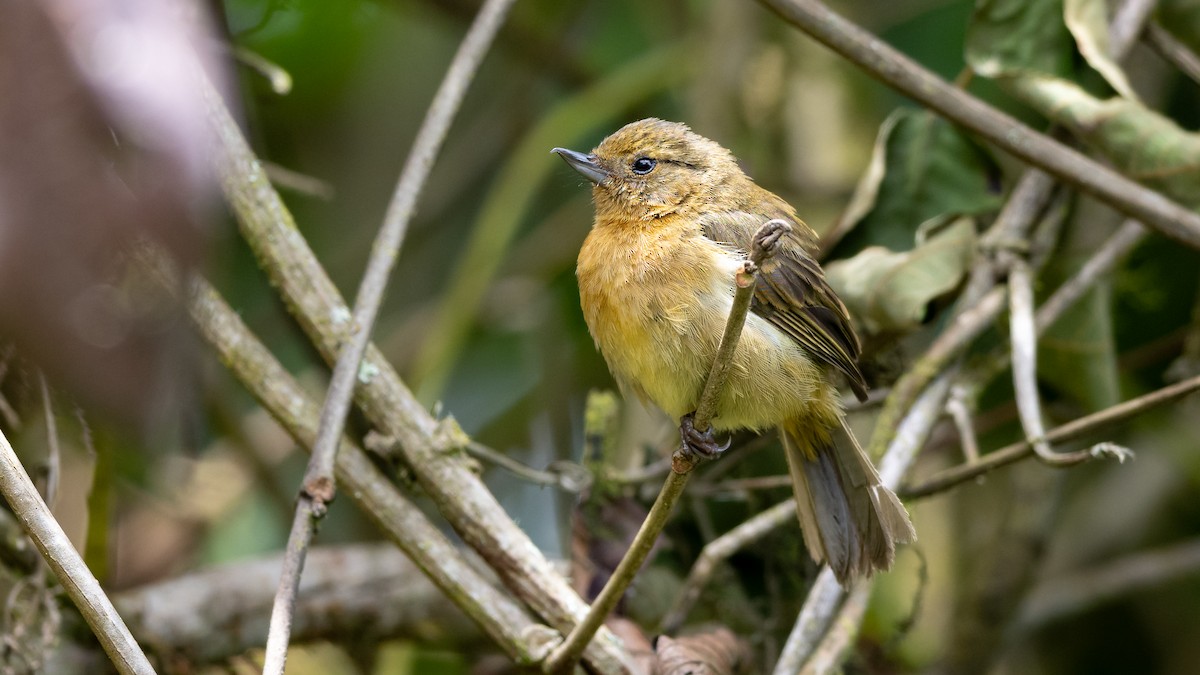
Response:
576,222,837,431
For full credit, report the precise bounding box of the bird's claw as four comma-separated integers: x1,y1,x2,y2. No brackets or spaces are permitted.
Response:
678,413,730,460
752,219,792,261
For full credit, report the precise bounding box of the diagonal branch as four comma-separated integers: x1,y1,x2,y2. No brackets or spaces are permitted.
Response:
0,427,155,675
1146,22,1200,86
661,498,795,633
901,373,1200,499
757,0,1200,249
1007,256,1080,465
117,544,490,664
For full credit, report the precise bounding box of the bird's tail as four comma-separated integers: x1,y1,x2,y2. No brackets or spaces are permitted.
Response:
781,416,915,584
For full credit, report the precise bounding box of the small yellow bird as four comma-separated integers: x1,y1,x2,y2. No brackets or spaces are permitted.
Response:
553,119,914,582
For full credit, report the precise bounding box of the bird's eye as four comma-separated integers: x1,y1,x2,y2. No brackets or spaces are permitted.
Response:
631,157,657,175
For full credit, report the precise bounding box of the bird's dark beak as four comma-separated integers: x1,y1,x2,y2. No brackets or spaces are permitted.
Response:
551,147,609,185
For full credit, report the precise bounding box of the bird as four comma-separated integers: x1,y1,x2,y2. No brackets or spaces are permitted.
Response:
552,118,915,583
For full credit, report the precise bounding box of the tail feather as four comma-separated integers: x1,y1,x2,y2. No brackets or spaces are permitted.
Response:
782,417,915,584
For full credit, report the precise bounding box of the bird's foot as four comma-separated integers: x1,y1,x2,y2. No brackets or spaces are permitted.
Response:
752,219,792,261
678,413,730,461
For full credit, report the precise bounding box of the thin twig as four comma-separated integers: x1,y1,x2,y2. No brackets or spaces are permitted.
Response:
867,286,1006,457
262,162,335,200
757,0,1200,249
773,568,842,675
691,474,793,497
37,374,59,509
1109,0,1160,58
1035,220,1146,334
0,427,155,675
1146,22,1200,86
0,344,22,430
901,373,1200,499
1009,254,1133,467
608,456,674,485
231,46,292,95
467,441,592,492
961,218,1149,399
260,0,516,670
945,386,981,463
542,223,778,673
661,498,796,633
1007,257,1072,464
115,544,494,664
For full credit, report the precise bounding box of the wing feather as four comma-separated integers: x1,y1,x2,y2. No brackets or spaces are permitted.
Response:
700,211,868,401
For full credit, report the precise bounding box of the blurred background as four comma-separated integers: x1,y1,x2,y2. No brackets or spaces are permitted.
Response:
2,0,1200,673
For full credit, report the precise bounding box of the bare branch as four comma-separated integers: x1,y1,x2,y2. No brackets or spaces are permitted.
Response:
0,426,155,675
1146,22,1200,86
116,544,489,663
961,218,1149,401
773,568,842,675
1109,0,1159,58
662,498,795,632
796,582,872,675
37,373,59,509
466,441,592,492
901,374,1200,499
1009,257,1087,465
757,0,1200,248
1035,219,1147,334
0,343,19,430
945,386,981,463
691,474,793,497
868,286,1006,457
230,46,292,95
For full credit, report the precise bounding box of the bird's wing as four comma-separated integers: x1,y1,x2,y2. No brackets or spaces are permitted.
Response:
700,210,868,401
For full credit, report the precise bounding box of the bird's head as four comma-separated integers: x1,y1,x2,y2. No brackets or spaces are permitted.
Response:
552,118,743,222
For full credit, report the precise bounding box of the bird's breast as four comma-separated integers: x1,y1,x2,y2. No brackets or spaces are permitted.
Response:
576,220,830,430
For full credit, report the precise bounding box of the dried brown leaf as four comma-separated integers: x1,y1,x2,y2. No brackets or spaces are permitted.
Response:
654,627,751,675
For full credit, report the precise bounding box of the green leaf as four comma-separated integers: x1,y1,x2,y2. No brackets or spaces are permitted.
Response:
1008,78,1200,210
1063,0,1137,99
968,0,1200,211
965,0,1075,79
833,110,1001,255
825,217,977,334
